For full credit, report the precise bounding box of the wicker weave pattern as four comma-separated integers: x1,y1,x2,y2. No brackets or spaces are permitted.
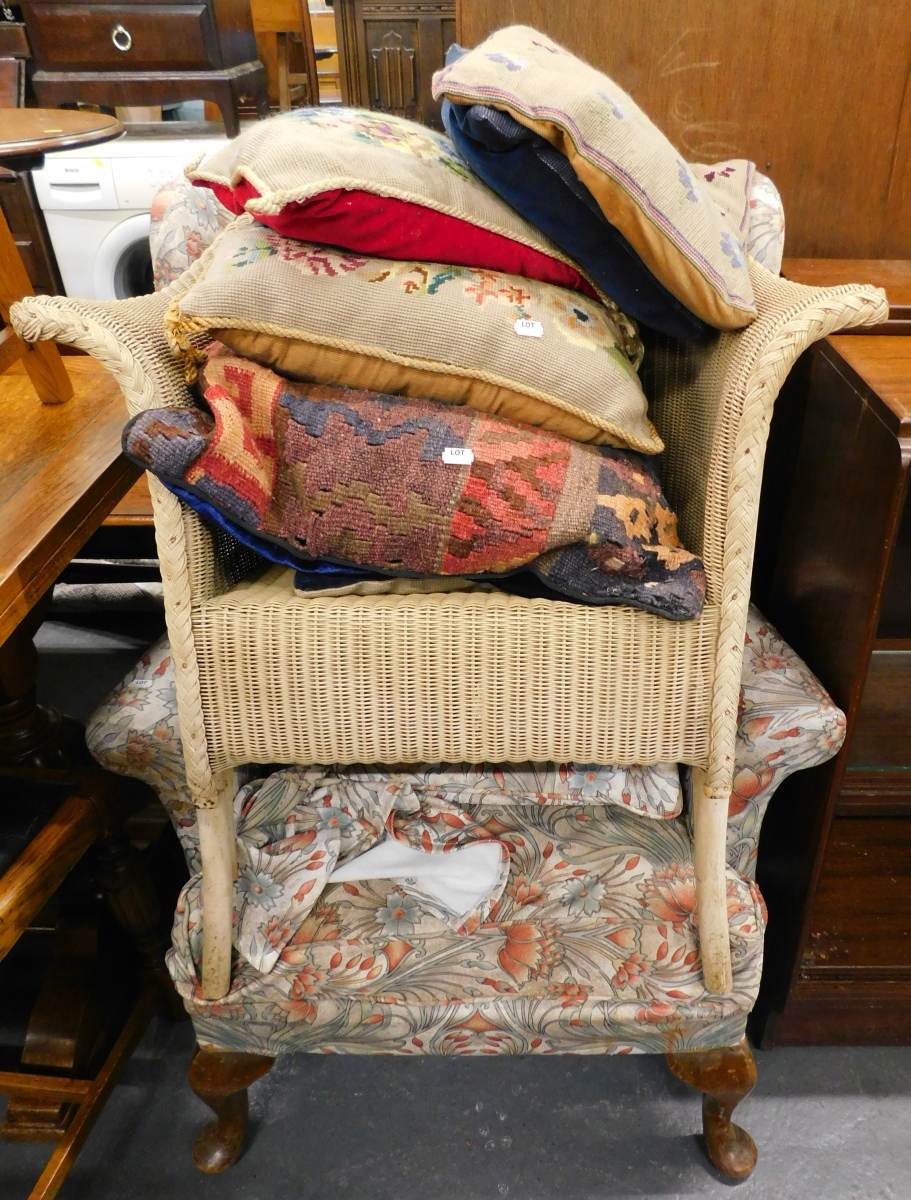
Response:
192,567,719,768
10,260,887,996
10,262,887,791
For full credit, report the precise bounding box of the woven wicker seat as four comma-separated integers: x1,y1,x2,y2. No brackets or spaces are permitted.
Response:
10,258,888,1004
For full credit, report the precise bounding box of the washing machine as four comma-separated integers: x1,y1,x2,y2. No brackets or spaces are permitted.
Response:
31,132,230,301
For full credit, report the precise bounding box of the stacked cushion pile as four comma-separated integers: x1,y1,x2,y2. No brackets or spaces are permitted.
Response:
132,25,784,621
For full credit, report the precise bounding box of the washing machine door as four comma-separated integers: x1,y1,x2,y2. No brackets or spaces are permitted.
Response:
92,212,154,301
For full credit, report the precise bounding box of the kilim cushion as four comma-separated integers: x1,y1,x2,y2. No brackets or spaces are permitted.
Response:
165,220,655,452
432,26,758,331
122,354,706,620
187,108,611,306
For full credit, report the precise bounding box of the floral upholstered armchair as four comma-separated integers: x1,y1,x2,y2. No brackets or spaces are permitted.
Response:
13,175,881,1182
86,601,844,1179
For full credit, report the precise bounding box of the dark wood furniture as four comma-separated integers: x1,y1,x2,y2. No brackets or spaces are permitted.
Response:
751,262,911,1045
458,0,911,259
251,0,321,111
334,0,455,130
0,117,176,1194
19,0,270,136
0,20,29,107
0,110,123,406
0,169,64,299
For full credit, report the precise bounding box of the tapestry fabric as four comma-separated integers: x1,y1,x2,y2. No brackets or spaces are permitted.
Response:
443,98,784,340
433,26,758,330
84,605,846,1055
202,182,601,302
442,99,714,341
187,107,615,305
122,355,707,618
165,219,651,451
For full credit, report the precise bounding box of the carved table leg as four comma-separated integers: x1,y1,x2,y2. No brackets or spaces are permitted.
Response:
666,1036,758,1179
92,831,185,1020
0,614,93,768
188,1046,275,1173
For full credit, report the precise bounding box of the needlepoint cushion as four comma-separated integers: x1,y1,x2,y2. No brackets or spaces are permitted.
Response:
165,220,655,452
122,354,707,619
187,107,616,307
433,26,758,331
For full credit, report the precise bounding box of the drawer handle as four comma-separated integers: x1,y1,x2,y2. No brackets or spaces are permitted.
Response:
111,23,132,52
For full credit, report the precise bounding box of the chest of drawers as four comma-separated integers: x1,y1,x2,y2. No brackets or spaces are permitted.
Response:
752,262,911,1044
20,0,269,135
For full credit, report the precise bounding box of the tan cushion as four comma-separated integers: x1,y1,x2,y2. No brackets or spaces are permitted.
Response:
433,26,758,331
166,219,661,454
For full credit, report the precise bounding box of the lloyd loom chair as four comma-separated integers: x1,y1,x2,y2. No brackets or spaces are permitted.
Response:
11,226,886,1174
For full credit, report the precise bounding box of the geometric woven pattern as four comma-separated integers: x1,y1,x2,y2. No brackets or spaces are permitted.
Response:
122,352,707,618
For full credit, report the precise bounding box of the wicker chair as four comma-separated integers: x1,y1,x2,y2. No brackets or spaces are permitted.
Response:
10,241,886,1175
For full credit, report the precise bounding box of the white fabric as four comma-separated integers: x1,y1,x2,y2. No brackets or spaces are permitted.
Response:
330,837,504,923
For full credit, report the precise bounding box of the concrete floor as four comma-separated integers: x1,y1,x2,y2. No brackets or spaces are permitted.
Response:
4,1019,911,1200
3,616,909,1199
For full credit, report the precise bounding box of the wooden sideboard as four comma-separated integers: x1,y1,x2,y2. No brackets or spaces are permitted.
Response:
751,262,911,1045
19,0,269,136
334,0,455,130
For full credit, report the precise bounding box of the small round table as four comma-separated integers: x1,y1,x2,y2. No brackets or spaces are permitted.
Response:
0,109,124,404
0,107,123,172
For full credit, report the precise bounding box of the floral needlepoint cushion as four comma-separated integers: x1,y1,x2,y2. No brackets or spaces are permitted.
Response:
122,354,706,618
165,219,652,451
186,107,615,305
433,26,758,331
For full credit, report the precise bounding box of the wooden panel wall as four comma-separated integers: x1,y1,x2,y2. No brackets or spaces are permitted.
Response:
456,1,911,259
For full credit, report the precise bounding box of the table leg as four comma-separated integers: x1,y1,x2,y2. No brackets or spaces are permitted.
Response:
0,202,73,404
0,600,91,768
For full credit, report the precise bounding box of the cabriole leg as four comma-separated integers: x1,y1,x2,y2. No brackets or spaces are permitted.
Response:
666,1037,758,1179
188,1046,274,1173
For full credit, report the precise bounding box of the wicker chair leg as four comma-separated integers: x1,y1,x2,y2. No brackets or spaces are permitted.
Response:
692,767,733,994
666,1037,758,1178
188,1045,274,1173
196,773,237,1001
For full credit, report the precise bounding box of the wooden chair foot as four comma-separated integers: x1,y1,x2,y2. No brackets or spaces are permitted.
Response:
666,1036,758,1179
188,1046,274,1173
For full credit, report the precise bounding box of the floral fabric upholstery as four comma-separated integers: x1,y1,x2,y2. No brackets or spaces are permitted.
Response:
87,606,844,1055
149,180,233,290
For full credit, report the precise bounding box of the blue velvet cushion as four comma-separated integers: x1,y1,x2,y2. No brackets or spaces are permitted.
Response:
441,97,714,342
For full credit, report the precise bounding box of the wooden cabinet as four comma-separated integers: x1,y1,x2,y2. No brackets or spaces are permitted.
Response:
333,0,455,130
751,270,911,1045
19,0,270,136
0,169,63,297
458,1,911,260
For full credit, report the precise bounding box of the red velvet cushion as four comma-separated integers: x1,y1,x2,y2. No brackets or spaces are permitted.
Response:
198,179,599,301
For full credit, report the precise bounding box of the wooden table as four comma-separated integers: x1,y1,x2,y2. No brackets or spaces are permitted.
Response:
752,261,911,1046
0,111,170,1198
0,108,133,749
0,358,140,649
0,107,122,168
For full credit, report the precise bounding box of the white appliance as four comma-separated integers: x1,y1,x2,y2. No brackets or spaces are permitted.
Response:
31,132,229,301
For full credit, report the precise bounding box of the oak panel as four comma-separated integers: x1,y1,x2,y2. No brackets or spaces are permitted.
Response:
458,1,911,258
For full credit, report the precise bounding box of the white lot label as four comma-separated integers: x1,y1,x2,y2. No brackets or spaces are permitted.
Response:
132,679,154,689
514,318,543,337
441,446,474,465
